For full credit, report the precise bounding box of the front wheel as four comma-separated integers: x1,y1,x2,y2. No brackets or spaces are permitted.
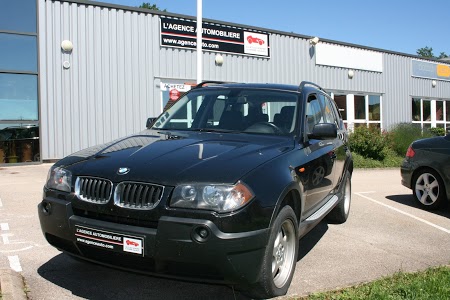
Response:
412,168,446,210
246,206,298,299
327,170,351,224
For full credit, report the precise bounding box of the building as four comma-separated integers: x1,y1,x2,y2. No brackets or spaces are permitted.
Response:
1,0,449,165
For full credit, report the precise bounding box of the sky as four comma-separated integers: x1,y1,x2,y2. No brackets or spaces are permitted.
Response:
100,0,449,57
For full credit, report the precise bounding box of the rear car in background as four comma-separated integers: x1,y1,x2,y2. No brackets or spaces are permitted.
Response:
38,81,353,299
401,133,450,210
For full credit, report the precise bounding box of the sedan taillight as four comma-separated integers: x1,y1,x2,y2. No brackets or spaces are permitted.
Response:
405,146,415,158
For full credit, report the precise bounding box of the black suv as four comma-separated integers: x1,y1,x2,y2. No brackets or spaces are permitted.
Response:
39,81,353,298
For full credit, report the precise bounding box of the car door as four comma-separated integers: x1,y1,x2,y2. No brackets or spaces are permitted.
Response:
300,93,336,217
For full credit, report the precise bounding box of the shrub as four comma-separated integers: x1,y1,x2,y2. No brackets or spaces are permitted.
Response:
428,127,446,136
349,126,389,161
388,123,433,156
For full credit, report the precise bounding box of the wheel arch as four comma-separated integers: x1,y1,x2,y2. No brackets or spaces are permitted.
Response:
269,182,303,229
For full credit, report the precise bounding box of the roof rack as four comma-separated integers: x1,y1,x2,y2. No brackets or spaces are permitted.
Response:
193,81,228,89
297,81,326,93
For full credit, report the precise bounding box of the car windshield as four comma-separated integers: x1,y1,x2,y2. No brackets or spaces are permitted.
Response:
152,87,299,136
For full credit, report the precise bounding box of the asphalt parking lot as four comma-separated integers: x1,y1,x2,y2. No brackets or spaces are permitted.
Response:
0,165,449,299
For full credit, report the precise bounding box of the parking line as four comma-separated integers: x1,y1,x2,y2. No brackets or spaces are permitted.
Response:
8,255,23,272
1,223,9,231
0,196,3,207
355,192,450,234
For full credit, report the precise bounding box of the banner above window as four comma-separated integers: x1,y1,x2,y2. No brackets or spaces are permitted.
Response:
160,16,270,58
412,59,450,82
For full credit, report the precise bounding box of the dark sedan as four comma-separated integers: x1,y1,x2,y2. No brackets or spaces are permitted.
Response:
401,133,450,210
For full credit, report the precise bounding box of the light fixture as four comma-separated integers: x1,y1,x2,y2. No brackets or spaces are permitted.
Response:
348,70,354,79
432,80,437,87
61,40,73,52
309,37,319,45
215,54,224,66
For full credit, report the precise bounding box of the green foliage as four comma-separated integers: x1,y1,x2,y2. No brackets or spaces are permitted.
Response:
139,2,166,11
428,127,446,136
416,46,448,59
348,126,388,161
388,123,433,156
295,266,450,300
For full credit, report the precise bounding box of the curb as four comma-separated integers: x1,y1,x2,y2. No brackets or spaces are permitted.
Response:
0,269,27,300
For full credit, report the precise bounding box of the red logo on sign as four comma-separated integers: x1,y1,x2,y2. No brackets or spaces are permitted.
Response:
169,89,180,101
126,240,139,247
247,36,265,45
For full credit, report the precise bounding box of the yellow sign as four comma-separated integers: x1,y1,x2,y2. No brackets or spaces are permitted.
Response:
437,64,450,77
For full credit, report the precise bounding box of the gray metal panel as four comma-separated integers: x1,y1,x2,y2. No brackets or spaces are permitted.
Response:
382,54,450,130
39,0,165,159
39,0,450,160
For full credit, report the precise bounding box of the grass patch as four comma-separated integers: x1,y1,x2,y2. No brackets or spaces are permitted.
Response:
294,266,450,300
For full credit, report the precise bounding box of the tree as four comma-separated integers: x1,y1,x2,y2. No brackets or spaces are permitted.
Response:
139,2,166,11
416,46,448,59
416,46,434,58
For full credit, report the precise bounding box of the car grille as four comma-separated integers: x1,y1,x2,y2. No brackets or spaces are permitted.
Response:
75,177,113,204
114,182,164,210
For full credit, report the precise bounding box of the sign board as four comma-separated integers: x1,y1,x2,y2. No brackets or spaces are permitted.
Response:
411,59,450,82
160,16,270,58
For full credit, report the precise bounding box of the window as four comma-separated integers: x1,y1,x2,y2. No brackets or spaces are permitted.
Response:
331,92,382,130
412,97,450,131
0,73,38,121
0,33,37,72
306,95,324,134
0,0,37,33
319,94,337,126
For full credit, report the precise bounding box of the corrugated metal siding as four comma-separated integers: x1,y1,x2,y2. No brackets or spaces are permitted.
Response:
39,0,167,159
382,54,450,130
39,0,450,160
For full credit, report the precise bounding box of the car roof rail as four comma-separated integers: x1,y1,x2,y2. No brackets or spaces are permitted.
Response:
298,81,327,93
192,81,228,89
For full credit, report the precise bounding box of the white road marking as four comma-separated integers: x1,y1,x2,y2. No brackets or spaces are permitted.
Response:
355,192,450,234
1,223,9,231
8,255,22,272
1,233,12,244
0,246,34,253
0,196,3,207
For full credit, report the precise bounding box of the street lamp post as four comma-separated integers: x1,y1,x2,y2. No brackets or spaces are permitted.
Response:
196,0,202,84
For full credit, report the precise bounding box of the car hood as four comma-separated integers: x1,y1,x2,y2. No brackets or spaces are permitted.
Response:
57,130,294,186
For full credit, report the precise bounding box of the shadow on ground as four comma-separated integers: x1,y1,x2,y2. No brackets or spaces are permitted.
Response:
386,194,450,218
37,254,248,300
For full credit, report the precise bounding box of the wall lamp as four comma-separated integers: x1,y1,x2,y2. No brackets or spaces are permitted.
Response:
309,37,320,45
61,40,73,52
215,54,224,66
348,70,354,79
432,80,437,87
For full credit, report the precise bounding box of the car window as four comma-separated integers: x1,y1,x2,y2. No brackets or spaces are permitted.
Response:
306,94,324,134
153,88,298,136
319,94,338,126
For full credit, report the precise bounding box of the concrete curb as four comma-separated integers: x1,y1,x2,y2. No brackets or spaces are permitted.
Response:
0,269,27,300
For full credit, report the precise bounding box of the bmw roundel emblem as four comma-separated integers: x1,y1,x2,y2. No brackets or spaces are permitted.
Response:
117,167,130,175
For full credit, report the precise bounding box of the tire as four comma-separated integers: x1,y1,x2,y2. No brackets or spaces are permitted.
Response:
246,206,298,299
412,168,446,210
327,170,351,224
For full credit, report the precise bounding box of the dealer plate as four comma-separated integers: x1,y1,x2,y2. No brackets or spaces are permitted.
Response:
75,225,144,256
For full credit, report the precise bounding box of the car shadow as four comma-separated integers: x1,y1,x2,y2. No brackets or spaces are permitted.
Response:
297,221,328,261
37,254,249,300
385,194,450,218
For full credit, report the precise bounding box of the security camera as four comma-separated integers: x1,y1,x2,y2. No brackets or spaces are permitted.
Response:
309,37,320,45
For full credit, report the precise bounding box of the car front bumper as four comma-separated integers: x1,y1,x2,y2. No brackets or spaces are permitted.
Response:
38,196,270,285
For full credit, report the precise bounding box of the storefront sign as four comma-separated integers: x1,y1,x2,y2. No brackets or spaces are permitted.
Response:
160,16,270,58
411,59,450,82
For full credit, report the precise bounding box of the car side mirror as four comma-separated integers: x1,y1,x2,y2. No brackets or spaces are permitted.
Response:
146,117,157,129
308,123,337,140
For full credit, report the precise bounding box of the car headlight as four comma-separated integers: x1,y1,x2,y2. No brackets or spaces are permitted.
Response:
170,181,254,212
46,167,72,193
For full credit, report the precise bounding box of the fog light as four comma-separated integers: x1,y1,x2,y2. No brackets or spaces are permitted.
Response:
42,201,52,215
192,225,210,243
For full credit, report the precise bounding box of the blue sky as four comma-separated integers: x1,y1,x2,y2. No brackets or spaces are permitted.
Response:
101,0,449,57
